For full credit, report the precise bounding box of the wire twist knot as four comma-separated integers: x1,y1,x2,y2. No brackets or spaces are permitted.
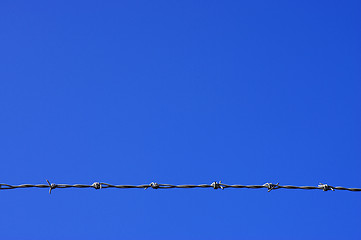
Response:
92,182,102,189
211,181,224,190
145,182,159,189
318,183,334,191
263,182,279,192
46,179,57,194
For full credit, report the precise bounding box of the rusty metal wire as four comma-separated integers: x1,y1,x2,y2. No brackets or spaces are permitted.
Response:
0,180,360,194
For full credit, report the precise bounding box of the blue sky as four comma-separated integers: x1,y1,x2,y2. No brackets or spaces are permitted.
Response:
0,1,360,239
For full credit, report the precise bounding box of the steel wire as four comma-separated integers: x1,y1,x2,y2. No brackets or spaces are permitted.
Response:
0,181,360,194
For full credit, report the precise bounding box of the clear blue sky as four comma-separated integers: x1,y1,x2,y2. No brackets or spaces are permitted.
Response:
1,1,360,239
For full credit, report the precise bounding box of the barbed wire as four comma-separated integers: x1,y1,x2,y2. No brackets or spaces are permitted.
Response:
0,180,360,194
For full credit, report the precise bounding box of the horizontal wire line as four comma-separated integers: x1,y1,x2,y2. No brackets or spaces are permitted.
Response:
1,181,361,193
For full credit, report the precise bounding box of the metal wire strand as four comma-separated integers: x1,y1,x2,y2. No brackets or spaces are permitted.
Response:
1,180,360,194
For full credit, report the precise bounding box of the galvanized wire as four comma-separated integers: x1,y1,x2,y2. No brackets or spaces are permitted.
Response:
0,180,360,194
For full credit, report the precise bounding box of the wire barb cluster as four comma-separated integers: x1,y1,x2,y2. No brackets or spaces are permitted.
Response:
263,183,280,192
1,180,360,194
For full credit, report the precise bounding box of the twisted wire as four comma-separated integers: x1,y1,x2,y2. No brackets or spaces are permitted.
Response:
0,181,360,194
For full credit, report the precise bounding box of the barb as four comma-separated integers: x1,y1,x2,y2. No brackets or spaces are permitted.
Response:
92,182,102,190
263,182,279,192
0,181,360,193
211,181,224,190
144,182,159,190
318,183,334,191
46,179,57,194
